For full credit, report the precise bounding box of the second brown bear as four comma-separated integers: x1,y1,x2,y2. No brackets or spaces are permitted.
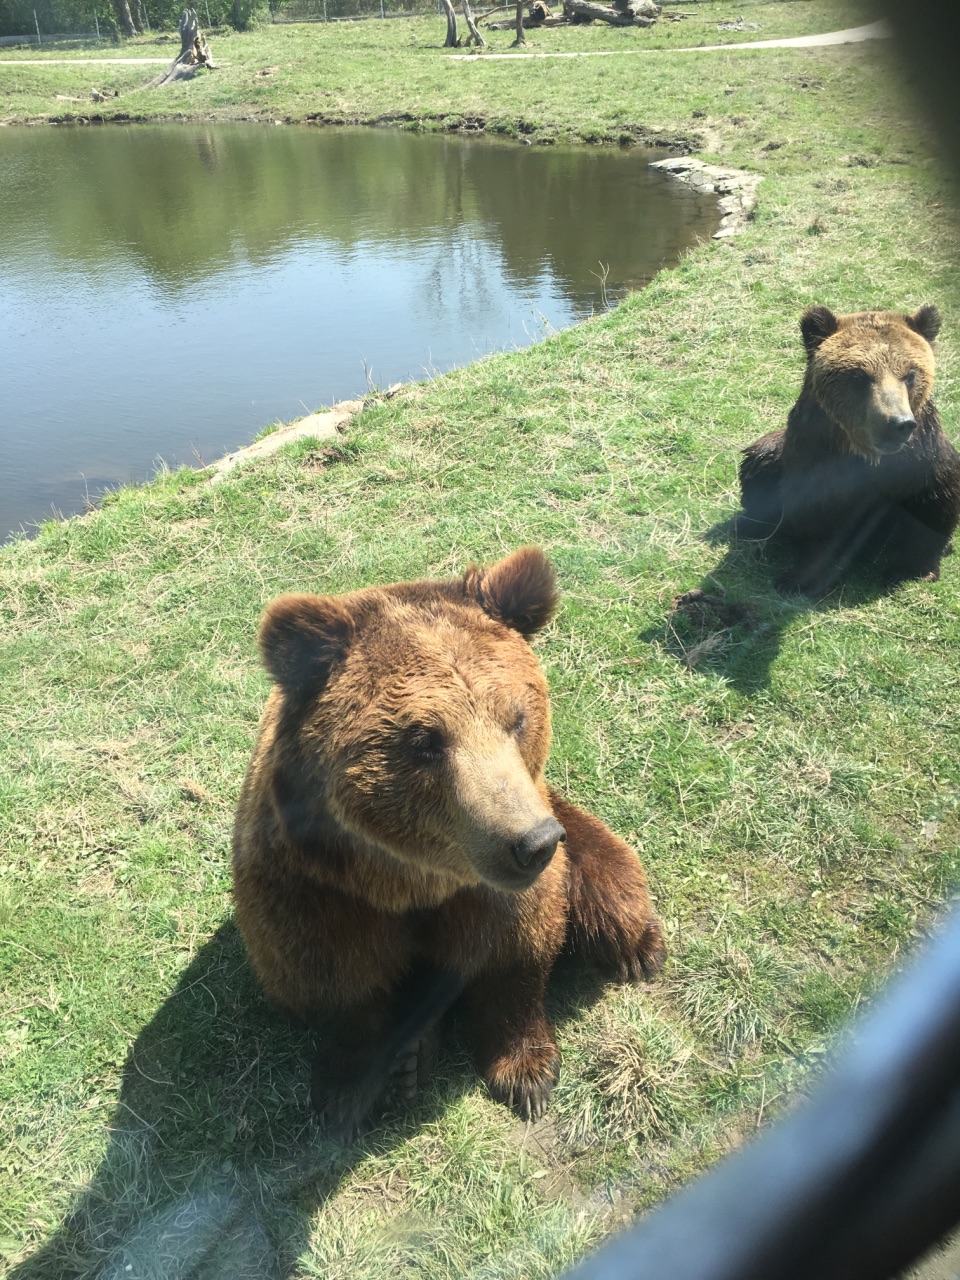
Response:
738,305,960,595
232,548,665,1136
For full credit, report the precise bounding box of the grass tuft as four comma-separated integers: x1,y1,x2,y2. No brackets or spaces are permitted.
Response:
555,996,696,1147
673,937,799,1054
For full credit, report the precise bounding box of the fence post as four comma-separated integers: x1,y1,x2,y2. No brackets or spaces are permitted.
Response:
94,8,100,36
380,0,385,16
33,8,41,42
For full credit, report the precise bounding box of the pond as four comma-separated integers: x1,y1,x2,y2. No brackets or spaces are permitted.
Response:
0,123,718,541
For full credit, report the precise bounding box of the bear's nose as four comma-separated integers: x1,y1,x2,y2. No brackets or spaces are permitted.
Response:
890,414,917,439
511,818,566,872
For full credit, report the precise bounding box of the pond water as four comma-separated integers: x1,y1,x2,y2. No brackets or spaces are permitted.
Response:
0,123,717,541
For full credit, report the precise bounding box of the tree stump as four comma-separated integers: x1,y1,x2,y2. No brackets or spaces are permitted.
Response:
148,8,217,86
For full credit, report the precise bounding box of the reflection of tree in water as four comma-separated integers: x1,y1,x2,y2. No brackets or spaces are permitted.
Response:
418,233,507,346
459,141,717,307
0,126,717,309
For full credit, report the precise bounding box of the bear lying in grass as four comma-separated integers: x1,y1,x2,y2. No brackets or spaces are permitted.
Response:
232,548,665,1135
738,305,960,595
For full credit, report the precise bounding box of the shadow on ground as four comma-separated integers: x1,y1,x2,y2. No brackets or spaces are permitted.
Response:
11,923,615,1280
642,517,895,694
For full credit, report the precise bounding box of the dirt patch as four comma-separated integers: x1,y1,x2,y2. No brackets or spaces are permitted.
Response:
206,401,362,484
667,587,759,669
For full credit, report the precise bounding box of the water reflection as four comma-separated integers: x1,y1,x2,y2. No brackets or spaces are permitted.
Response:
0,124,717,539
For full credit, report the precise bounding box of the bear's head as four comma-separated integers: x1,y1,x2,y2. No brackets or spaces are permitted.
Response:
800,304,941,461
259,548,566,894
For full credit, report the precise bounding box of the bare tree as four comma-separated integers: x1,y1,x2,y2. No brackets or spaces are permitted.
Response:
440,0,459,45
512,0,526,45
461,0,485,44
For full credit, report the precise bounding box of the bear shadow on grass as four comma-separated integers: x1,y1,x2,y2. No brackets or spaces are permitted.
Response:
642,515,899,694
11,921,616,1280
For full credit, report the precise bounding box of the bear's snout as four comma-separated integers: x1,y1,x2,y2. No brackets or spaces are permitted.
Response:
511,817,566,875
890,413,917,442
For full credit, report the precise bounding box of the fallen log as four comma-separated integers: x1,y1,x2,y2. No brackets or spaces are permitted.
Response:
563,0,658,23
486,12,565,27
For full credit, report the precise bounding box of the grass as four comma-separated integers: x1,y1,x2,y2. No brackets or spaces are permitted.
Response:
0,0,878,137
3,0,960,1276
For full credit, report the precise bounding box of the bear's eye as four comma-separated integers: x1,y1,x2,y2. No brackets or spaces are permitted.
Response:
904,368,919,389
510,708,527,737
407,725,446,764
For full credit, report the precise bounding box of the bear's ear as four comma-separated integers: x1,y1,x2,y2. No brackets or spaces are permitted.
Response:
259,594,355,699
800,305,840,356
463,547,558,639
906,304,942,344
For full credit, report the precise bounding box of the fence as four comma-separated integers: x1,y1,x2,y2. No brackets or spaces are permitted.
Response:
0,0,442,36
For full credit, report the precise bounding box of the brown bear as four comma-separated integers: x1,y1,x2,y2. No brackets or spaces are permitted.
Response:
232,547,665,1136
737,305,960,595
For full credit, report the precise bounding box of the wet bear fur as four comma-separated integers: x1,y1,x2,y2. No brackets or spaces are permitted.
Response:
738,305,960,595
232,548,665,1136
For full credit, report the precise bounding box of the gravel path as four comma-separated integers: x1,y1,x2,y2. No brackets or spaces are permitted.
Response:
451,20,890,60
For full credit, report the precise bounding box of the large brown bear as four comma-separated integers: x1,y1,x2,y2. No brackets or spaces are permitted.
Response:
737,305,960,595
232,548,665,1136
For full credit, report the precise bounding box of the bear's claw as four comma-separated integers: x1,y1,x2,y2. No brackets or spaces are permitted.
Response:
615,919,667,983
312,1026,441,1139
310,1084,368,1144
487,1047,560,1123
386,1028,439,1106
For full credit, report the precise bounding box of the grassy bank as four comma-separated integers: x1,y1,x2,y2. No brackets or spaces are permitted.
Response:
3,3,960,1277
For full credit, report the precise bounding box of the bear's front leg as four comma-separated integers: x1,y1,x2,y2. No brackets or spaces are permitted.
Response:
882,505,954,588
776,536,848,597
550,792,666,981
312,966,462,1140
467,967,560,1122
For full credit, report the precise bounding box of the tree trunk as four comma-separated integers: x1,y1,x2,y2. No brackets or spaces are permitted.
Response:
111,0,136,37
440,0,459,45
512,0,526,44
563,0,657,22
461,0,485,45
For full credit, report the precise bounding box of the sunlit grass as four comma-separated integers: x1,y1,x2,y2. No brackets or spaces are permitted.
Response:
3,1,960,1275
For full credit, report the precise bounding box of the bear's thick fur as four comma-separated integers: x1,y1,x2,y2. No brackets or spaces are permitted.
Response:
738,305,960,595
232,548,665,1134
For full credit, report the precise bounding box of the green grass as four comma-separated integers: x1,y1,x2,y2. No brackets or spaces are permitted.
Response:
3,1,960,1276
